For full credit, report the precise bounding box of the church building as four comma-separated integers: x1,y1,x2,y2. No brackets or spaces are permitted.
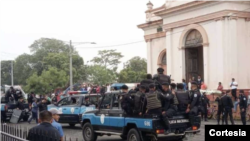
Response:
138,0,250,90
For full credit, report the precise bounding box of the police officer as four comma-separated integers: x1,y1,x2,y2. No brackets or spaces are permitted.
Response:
5,86,17,103
161,82,177,133
140,74,154,92
221,90,235,125
120,85,134,116
155,68,171,85
16,97,25,122
201,92,210,121
186,81,202,126
175,83,189,111
239,90,247,125
215,92,225,125
134,85,147,116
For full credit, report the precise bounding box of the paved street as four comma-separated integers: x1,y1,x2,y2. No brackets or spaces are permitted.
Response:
4,120,249,141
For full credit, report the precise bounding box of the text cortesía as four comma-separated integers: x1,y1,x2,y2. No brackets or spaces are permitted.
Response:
209,129,246,136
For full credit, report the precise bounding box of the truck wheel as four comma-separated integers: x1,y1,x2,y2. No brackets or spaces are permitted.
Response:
120,135,127,140
127,128,141,141
69,123,75,127
82,122,97,141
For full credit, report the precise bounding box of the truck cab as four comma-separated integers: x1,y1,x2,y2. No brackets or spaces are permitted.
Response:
47,93,101,127
81,91,200,141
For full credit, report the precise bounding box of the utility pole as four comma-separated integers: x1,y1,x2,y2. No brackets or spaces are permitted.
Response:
11,60,14,86
69,40,73,91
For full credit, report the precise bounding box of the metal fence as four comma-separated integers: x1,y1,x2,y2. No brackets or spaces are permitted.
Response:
1,124,81,141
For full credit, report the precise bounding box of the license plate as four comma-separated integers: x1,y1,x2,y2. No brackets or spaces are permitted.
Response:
169,119,189,124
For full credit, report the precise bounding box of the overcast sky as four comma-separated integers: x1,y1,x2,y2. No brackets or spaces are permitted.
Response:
0,0,167,71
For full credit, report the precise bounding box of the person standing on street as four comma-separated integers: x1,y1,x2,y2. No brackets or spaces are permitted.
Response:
27,111,61,141
215,92,225,125
49,108,64,141
239,90,247,125
16,97,25,122
201,92,210,121
230,78,238,101
28,99,38,124
221,90,235,125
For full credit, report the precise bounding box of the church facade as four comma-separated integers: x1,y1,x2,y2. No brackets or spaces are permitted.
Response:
138,1,250,90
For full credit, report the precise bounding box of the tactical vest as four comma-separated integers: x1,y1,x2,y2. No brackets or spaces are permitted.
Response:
146,92,162,110
175,91,189,105
134,92,144,111
158,74,170,84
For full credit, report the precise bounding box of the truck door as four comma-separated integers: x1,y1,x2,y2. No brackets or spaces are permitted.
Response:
94,94,112,130
108,94,124,133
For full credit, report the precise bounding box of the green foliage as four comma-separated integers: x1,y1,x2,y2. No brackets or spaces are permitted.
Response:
86,65,116,85
91,49,123,71
118,56,147,83
1,60,12,85
25,67,68,94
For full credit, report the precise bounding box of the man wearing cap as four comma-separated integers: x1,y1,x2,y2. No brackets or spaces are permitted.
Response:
239,90,247,125
186,81,202,126
156,68,171,85
49,108,64,141
120,85,134,116
221,90,234,125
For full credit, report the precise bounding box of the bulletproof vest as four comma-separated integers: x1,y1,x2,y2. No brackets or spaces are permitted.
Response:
191,89,201,106
133,92,144,111
175,91,189,105
146,92,162,110
158,74,170,84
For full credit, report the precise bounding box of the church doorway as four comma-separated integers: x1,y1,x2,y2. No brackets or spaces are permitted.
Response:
185,29,204,81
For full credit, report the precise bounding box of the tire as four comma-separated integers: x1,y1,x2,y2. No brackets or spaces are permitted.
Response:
82,122,97,141
127,128,141,141
69,123,76,127
120,135,127,140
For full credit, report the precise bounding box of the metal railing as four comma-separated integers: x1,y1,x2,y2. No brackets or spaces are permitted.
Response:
1,124,81,141
1,124,29,141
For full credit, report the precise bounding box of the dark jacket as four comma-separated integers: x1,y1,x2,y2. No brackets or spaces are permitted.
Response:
239,94,247,110
16,101,25,110
27,122,61,141
189,89,201,109
162,90,174,110
38,103,48,112
121,92,134,115
221,95,234,109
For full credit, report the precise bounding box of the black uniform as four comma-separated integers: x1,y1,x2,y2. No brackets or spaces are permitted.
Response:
200,94,210,121
121,92,134,116
5,89,17,103
221,94,234,125
140,79,154,93
132,91,146,115
175,90,189,111
162,90,176,118
188,89,202,126
239,93,247,125
215,95,225,125
16,100,25,122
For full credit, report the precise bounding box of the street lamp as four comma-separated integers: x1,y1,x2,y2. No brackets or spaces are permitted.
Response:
69,41,96,91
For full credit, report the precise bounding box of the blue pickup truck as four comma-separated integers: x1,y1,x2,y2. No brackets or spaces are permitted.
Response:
81,91,200,141
48,93,101,127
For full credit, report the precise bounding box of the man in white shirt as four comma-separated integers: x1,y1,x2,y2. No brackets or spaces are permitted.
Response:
230,78,238,101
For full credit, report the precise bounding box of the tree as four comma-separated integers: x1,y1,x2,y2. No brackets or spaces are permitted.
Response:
25,67,68,94
1,60,12,85
118,56,147,83
86,65,116,85
91,50,123,71
14,54,34,86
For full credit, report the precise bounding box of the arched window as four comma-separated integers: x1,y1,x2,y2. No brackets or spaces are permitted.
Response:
185,30,203,47
161,53,166,65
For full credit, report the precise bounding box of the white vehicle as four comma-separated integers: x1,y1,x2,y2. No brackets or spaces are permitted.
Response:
4,85,27,99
